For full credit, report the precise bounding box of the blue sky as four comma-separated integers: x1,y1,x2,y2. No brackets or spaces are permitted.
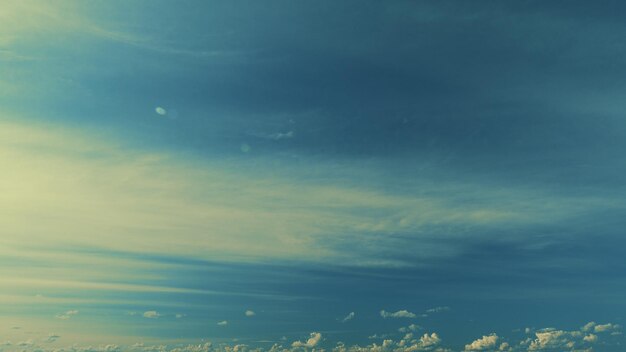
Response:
1,1,625,351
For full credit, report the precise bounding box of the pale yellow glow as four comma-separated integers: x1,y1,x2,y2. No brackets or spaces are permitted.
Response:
0,117,588,267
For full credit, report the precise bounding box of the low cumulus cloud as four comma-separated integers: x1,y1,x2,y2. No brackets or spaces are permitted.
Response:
245,310,255,317
464,334,498,351
0,320,621,352
380,310,417,319
291,333,322,348
520,322,622,351
143,311,160,319
217,321,228,326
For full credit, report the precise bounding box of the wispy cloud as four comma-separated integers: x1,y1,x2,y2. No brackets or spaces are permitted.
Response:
55,310,78,320
341,312,355,323
380,310,416,319
2,118,600,270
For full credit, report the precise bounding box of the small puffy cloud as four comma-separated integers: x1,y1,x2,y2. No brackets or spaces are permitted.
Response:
292,332,322,348
399,324,422,333
380,310,417,319
464,334,498,351
418,333,441,349
143,311,161,319
594,323,620,333
341,312,355,323
528,330,573,351
245,310,256,317
175,314,186,319
583,334,598,343
581,322,596,332
217,321,228,326
155,107,167,116
56,310,79,320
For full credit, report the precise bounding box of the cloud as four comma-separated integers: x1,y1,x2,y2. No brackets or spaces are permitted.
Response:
417,333,441,349
217,321,228,326
0,119,608,273
583,334,597,343
380,310,417,319
594,323,620,333
248,131,295,141
464,334,498,351
425,306,450,314
581,322,596,332
55,310,79,320
245,310,255,317
143,311,161,319
399,324,421,333
341,312,355,322
155,107,167,116
175,314,186,319
582,321,621,333
527,330,575,351
291,333,322,348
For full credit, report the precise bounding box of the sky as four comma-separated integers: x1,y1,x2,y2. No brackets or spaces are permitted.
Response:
1,1,625,351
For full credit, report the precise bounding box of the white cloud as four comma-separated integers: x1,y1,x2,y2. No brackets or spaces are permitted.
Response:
528,330,573,351
464,334,498,351
245,310,255,317
217,321,228,326
341,312,355,322
292,333,322,348
143,311,161,319
155,107,167,116
417,333,441,349
380,310,417,319
0,321,621,352
425,307,450,314
175,314,185,319
581,322,595,332
56,310,79,320
399,324,421,333
583,334,597,343
594,323,619,333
